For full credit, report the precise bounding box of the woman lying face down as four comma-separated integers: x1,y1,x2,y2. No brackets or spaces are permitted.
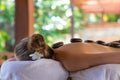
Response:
14,34,120,72
14,34,54,61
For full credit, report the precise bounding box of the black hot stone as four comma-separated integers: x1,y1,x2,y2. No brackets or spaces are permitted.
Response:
52,42,64,49
109,43,120,48
70,38,82,43
84,40,94,43
96,40,105,45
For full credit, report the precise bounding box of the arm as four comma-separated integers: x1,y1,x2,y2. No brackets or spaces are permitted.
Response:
54,43,120,72
56,52,120,72
88,52,120,67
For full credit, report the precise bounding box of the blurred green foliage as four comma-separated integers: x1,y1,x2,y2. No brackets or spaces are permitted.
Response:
34,0,72,45
0,30,9,52
85,14,120,24
104,14,120,22
34,0,86,46
0,0,15,52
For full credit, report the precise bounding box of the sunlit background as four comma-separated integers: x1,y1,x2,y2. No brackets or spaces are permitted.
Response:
0,0,120,53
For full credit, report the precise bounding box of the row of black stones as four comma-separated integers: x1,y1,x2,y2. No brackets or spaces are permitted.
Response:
71,38,120,48
52,38,120,49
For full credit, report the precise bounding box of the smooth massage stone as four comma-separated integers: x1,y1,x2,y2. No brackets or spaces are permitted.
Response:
84,40,94,43
109,43,120,48
70,38,82,43
52,42,64,49
96,40,106,45
111,40,120,44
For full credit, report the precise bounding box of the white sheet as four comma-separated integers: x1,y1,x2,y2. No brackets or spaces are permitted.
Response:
1,59,120,80
70,64,120,80
0,59,68,80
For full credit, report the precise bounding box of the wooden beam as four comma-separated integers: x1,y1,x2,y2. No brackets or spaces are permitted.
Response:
70,0,75,38
15,0,34,44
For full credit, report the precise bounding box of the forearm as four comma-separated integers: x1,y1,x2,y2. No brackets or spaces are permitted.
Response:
89,52,120,67
65,52,120,71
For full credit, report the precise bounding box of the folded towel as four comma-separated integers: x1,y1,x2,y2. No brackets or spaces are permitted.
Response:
70,64,120,80
0,59,68,80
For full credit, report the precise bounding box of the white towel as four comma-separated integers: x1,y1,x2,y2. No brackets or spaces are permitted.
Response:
70,64,120,80
0,59,68,80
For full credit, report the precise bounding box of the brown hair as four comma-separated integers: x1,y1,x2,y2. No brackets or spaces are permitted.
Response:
14,34,54,61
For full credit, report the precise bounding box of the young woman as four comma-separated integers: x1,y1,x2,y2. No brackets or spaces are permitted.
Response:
0,34,68,80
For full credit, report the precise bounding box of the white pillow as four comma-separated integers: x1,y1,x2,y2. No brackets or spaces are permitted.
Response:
0,59,68,80
70,64,120,80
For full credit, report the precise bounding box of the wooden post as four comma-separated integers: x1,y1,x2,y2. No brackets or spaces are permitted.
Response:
70,0,75,38
15,0,34,44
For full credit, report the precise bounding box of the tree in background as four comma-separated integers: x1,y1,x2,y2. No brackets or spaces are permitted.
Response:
34,0,70,45
34,0,84,45
0,0,15,52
